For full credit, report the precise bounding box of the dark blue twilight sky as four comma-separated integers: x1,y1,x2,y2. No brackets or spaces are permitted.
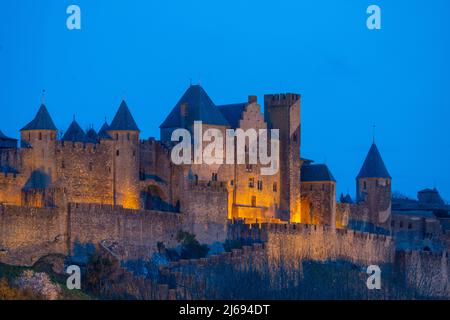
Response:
0,0,449,201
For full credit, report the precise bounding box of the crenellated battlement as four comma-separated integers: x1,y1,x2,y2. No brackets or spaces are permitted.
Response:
228,221,395,265
140,138,172,159
56,140,109,153
264,93,301,106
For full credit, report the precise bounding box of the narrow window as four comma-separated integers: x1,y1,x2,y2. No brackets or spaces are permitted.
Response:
249,178,254,188
363,181,367,190
115,133,119,140
116,150,120,156
257,180,263,190
127,133,130,141
61,161,65,169
251,196,257,207
39,132,42,140
273,182,277,192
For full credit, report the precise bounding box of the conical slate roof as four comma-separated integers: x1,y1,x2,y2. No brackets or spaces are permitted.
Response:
62,121,87,142
21,104,57,131
160,85,230,128
357,143,391,179
109,100,140,131
98,122,112,139
86,128,98,143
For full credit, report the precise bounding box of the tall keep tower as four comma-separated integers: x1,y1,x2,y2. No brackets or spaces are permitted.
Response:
20,103,58,184
108,100,140,209
356,143,392,226
264,93,301,223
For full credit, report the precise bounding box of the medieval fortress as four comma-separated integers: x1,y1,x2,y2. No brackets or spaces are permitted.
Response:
0,85,448,297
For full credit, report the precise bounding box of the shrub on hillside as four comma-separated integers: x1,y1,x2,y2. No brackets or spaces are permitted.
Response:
176,231,209,260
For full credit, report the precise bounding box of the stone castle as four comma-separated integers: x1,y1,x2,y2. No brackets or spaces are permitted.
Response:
0,85,391,235
2,85,449,297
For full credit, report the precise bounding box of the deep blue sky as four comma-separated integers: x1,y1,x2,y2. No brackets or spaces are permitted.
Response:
1,0,449,201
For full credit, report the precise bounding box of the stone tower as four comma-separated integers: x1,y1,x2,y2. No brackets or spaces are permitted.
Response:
108,100,140,209
264,93,301,223
20,103,58,184
356,143,392,227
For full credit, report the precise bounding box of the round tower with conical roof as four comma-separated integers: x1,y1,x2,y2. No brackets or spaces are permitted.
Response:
356,143,392,226
107,100,140,209
20,103,58,184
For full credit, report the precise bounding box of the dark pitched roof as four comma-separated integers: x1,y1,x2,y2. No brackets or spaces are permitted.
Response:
160,85,229,128
217,103,247,128
98,122,112,139
0,130,17,141
0,130,17,148
62,121,87,142
109,100,140,131
301,164,336,182
21,104,57,131
86,128,98,143
357,143,391,179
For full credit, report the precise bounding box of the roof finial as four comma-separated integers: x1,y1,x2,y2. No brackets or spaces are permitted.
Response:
372,124,376,144
41,89,46,105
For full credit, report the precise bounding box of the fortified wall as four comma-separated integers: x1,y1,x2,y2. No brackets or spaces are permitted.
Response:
180,181,229,244
0,203,182,266
229,222,395,266
395,250,450,297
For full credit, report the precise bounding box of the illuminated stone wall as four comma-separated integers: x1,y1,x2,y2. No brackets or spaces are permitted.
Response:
0,203,182,265
229,222,395,266
0,205,67,266
180,182,229,244
301,181,336,227
55,141,114,205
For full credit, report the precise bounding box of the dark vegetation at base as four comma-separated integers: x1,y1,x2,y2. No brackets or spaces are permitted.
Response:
0,257,92,300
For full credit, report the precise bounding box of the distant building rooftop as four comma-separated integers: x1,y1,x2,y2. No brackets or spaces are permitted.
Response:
301,163,336,182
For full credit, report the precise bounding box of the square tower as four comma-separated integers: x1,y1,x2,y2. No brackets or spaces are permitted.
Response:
264,93,301,222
